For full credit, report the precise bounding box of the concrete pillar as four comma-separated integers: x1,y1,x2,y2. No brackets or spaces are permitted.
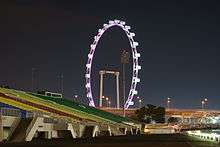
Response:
116,72,120,109
92,125,99,137
107,125,112,136
52,130,58,138
46,131,52,139
130,128,133,135
79,124,85,137
67,123,77,138
124,128,128,135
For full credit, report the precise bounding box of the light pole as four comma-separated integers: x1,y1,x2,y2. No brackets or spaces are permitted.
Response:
201,100,205,110
167,97,171,109
121,50,130,117
74,95,78,102
138,99,142,108
204,98,208,109
108,101,111,108
137,96,140,108
105,97,109,107
58,73,64,94
31,68,36,92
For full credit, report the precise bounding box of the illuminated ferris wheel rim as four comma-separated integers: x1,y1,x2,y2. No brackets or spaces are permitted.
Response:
85,19,141,109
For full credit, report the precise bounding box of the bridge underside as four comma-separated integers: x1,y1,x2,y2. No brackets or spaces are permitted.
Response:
0,114,140,142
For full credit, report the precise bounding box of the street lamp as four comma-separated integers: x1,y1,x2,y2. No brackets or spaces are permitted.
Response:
73,95,78,102
108,101,111,108
201,100,205,110
204,98,208,109
138,99,142,108
167,97,171,109
121,50,130,117
105,97,109,107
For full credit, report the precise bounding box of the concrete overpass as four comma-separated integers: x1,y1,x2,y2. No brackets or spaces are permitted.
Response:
100,108,220,117
100,108,220,124
0,88,141,142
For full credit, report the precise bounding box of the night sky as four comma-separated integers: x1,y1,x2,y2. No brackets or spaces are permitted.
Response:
2,0,220,109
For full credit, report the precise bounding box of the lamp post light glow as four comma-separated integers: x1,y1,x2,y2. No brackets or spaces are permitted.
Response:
202,100,205,110
204,98,208,109
201,97,208,109
167,97,171,109
73,94,79,103
138,99,142,108
108,101,111,108
105,97,109,107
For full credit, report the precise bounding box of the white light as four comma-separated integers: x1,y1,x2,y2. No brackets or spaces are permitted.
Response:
109,20,114,24
88,54,93,59
130,32,135,37
125,25,131,30
134,77,140,82
98,29,104,33
128,101,134,106
90,44,96,50
114,19,120,23
89,102,95,107
120,21,125,25
103,23,108,27
133,90,138,95
133,42,139,47
134,65,141,70
87,93,92,98
94,36,99,41
86,64,91,68
135,53,140,58
86,83,91,88
85,74,90,78
137,65,141,70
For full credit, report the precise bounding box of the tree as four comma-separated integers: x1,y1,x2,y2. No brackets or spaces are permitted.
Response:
167,117,179,124
135,104,165,123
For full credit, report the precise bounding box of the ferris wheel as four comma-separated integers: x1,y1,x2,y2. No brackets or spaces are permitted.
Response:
85,19,141,109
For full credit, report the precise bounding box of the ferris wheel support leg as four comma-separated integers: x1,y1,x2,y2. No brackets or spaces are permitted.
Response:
99,72,104,107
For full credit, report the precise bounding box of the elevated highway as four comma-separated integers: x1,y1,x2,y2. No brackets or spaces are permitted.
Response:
0,88,141,142
100,108,220,118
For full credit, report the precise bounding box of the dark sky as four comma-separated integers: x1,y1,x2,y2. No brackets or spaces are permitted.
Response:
1,0,220,109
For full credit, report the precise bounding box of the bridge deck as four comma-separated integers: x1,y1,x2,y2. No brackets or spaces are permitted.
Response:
0,88,137,127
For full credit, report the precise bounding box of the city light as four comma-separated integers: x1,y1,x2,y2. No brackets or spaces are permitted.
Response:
167,97,171,109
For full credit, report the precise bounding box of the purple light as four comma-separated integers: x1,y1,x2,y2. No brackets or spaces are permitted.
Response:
85,19,141,109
